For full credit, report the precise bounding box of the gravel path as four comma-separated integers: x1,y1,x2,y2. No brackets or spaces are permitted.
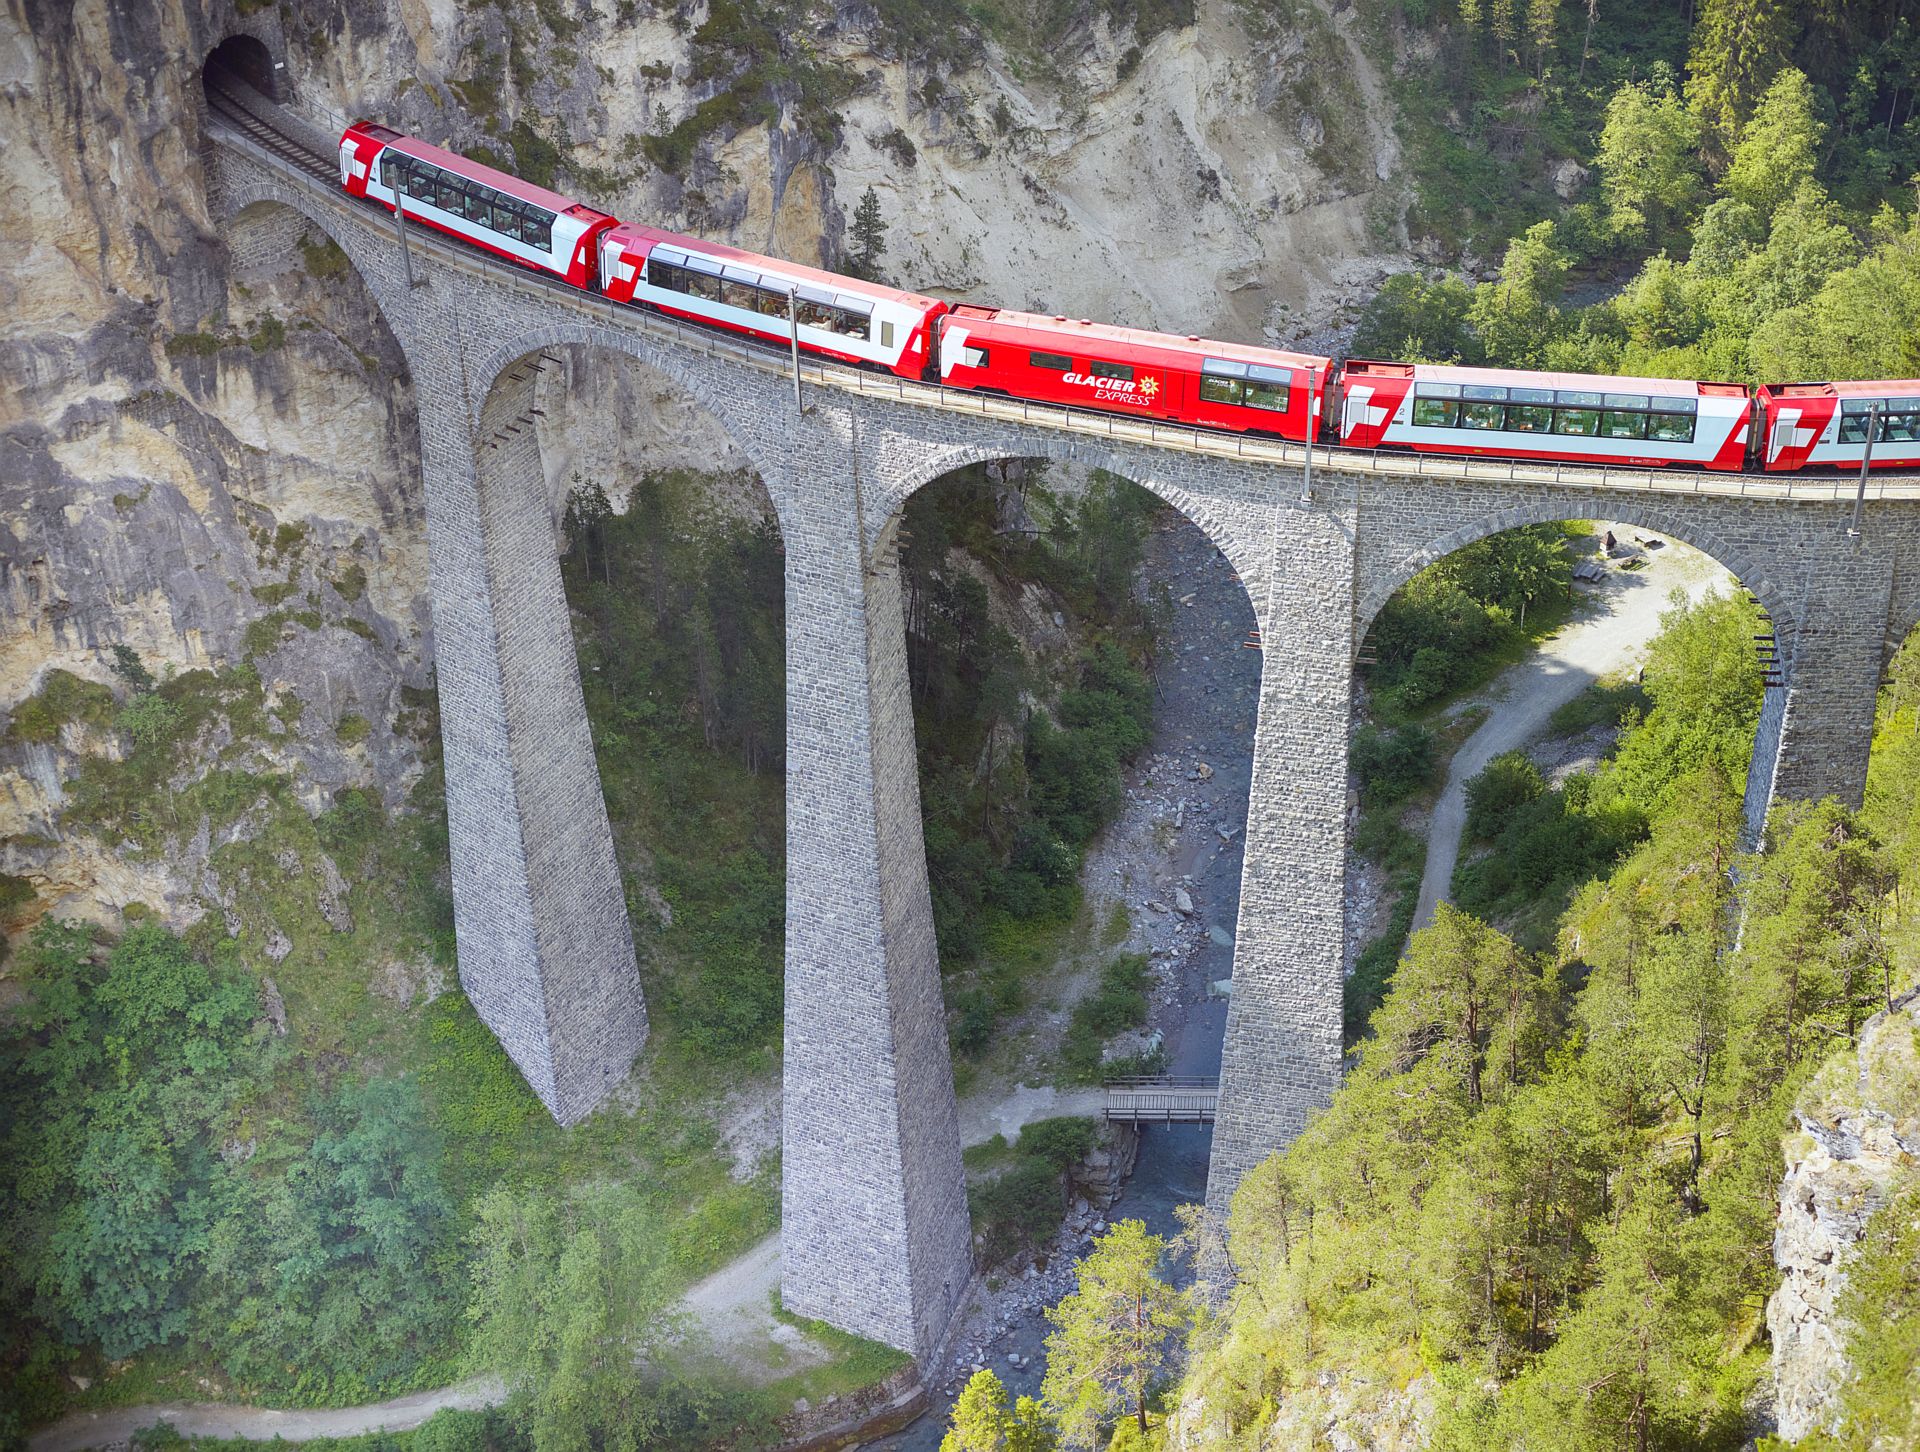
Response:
1410,532,1732,933
27,1380,505,1452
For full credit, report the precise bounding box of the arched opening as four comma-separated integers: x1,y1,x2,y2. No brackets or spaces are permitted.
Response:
471,342,810,1373
1348,514,1779,1027
203,34,281,105
890,453,1260,1405
527,345,788,1060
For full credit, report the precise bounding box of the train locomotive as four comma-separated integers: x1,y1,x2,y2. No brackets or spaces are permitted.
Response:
338,119,1920,476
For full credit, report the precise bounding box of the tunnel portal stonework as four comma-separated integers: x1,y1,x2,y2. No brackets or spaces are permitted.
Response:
206,120,1920,1360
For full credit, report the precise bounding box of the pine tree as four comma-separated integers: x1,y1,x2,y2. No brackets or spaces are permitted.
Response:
1041,1220,1189,1447
1686,0,1796,160
940,1370,1055,1452
849,185,889,281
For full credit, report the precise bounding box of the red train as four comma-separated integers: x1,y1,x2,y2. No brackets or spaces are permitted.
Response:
337,120,1920,476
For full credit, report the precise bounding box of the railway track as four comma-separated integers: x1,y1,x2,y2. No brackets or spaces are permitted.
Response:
204,72,336,182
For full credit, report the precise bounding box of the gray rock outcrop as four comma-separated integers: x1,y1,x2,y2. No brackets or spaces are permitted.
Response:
1768,991,1920,1441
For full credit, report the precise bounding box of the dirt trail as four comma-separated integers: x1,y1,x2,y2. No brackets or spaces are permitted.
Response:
27,1380,505,1452
1411,532,1733,933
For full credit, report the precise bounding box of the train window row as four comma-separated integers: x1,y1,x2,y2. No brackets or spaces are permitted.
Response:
381,153,555,252
1410,383,1697,442
1837,399,1920,444
1199,358,1291,413
646,258,881,342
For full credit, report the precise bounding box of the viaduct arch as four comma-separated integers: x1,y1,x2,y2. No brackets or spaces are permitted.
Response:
192,79,1920,1361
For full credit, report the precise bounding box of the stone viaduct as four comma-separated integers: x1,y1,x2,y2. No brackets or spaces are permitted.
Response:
197,48,1920,1363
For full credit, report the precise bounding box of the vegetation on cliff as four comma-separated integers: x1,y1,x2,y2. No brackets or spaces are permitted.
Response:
1168,616,1920,1450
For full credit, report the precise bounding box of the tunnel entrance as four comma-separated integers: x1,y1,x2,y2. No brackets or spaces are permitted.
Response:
203,34,281,104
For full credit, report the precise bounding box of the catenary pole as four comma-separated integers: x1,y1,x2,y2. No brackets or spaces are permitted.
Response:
786,287,805,415
1850,402,1880,538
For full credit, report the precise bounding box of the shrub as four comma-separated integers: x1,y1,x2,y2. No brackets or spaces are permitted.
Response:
970,1155,1065,1263
335,712,372,746
1015,1115,1098,1171
1464,751,1547,840
117,692,184,747
1352,724,1437,806
1061,954,1151,1082
7,670,116,742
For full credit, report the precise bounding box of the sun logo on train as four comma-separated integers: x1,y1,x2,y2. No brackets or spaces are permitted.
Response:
1140,375,1160,398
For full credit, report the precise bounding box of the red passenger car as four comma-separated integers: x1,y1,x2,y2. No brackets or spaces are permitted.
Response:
935,306,1329,441
1337,361,1752,471
338,123,615,288
600,224,947,378
1755,380,1920,472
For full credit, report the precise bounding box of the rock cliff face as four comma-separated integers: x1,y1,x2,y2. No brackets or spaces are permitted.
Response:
1767,991,1920,1442
0,0,1404,958
1,0,430,959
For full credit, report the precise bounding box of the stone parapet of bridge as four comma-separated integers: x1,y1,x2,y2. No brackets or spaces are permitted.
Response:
201,102,1920,1362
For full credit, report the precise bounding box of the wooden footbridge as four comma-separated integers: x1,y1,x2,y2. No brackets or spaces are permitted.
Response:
1102,1076,1219,1125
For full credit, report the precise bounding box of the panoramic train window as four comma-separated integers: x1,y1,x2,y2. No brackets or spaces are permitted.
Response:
1243,364,1291,411
1839,398,1920,444
1200,358,1289,411
380,154,554,252
1031,351,1072,371
1093,362,1136,383
645,254,878,339
1407,382,1695,441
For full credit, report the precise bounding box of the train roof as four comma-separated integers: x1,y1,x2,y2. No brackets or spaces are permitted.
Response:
606,223,943,310
1758,379,1920,399
1346,359,1748,399
349,124,605,219
955,306,1329,373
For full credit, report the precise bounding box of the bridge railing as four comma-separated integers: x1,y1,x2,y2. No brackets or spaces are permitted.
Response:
205,112,1920,506
1103,1076,1220,1125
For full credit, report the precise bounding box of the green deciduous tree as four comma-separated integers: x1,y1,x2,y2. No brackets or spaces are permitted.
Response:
1721,68,1824,218
1350,272,1482,364
1469,222,1569,367
1597,588,1762,815
1596,81,1704,247
467,1181,713,1452
200,1076,461,1399
1,923,264,1361
1041,1220,1190,1447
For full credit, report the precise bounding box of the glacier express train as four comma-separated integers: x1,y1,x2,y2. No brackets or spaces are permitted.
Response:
338,120,1920,475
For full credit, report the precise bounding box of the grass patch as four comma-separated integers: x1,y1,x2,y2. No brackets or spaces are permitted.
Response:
164,331,224,359
298,233,350,282
1060,953,1152,1084
760,1296,913,1407
331,561,368,603
7,669,117,743
1548,679,1647,735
